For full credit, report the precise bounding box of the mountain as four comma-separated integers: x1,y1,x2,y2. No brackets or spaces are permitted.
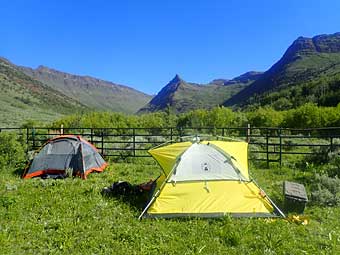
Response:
0,58,86,126
224,32,340,109
209,71,263,86
19,65,152,114
139,72,261,113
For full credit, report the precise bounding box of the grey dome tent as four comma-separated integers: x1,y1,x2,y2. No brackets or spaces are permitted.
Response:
23,135,107,179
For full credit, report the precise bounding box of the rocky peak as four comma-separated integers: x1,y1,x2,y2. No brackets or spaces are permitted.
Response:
36,65,49,70
0,57,12,65
282,37,316,62
312,33,340,53
146,74,187,108
282,33,340,62
36,65,61,74
170,74,183,83
165,74,185,90
231,71,263,84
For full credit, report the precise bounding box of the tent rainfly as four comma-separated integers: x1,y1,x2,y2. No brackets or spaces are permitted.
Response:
139,138,285,219
22,135,107,179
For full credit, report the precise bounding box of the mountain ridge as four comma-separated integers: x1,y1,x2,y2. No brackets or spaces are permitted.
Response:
18,64,152,114
210,71,263,86
0,58,87,126
139,71,261,113
224,32,340,108
3,31,340,123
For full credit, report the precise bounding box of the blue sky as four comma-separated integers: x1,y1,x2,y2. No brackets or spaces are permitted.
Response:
1,0,340,94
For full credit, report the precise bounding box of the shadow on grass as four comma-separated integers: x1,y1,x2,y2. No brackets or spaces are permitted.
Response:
13,168,23,177
101,181,151,211
270,193,287,215
12,163,27,177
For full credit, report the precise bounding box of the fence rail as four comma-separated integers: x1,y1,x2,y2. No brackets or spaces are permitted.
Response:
1,126,340,166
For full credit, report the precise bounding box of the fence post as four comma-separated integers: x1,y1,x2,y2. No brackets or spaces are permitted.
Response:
90,128,93,144
101,131,104,155
246,124,251,143
170,127,173,142
330,136,333,152
266,128,269,168
60,124,64,135
279,128,282,166
133,128,136,157
26,128,29,152
179,127,183,140
32,128,36,150
222,128,225,137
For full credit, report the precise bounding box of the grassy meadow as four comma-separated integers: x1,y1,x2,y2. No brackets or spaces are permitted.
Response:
1,156,339,255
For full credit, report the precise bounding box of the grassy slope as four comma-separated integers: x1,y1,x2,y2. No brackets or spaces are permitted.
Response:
0,158,339,254
0,60,86,127
171,82,248,112
245,53,340,109
226,52,340,109
286,53,340,74
20,66,152,114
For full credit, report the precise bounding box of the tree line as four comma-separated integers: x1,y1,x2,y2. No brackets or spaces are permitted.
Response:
39,103,340,129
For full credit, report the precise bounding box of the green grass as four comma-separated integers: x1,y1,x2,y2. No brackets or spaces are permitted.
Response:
0,158,339,254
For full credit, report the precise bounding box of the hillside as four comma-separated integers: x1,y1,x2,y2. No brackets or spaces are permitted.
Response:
224,32,340,109
19,65,152,114
139,72,260,113
0,58,86,126
209,71,263,86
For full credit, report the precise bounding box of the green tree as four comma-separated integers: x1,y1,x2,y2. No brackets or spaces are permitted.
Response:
206,107,236,127
283,103,321,128
247,107,284,127
0,132,26,172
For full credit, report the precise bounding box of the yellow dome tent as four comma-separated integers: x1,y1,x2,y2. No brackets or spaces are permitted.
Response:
139,137,285,219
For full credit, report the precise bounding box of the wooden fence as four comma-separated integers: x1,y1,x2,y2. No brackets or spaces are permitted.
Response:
1,126,340,166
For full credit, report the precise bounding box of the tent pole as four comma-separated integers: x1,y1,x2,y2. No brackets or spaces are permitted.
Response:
138,190,160,220
251,178,286,218
79,140,86,179
138,161,180,220
138,145,190,220
265,191,286,218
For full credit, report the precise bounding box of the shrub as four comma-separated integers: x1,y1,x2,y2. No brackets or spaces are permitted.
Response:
0,132,26,172
247,107,284,127
304,146,330,165
283,103,321,128
311,174,340,206
302,145,340,167
327,150,340,177
20,119,43,128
